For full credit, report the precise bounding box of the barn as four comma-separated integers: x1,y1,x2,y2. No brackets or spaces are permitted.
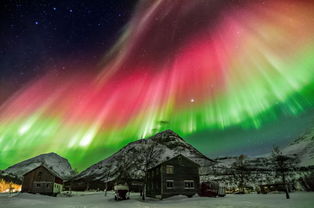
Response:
146,154,200,199
21,164,64,196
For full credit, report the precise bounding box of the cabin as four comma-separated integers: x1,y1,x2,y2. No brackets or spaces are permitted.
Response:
146,154,200,199
21,164,64,196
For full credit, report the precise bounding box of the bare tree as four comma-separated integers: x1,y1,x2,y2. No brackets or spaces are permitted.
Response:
115,152,136,187
101,167,114,196
271,146,298,199
232,154,251,193
140,140,162,200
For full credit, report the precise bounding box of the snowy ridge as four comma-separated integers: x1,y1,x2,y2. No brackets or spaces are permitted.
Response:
282,127,314,167
4,152,74,180
213,126,314,170
201,129,314,189
74,129,214,182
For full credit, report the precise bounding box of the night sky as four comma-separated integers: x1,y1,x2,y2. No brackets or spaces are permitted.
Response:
1,0,314,170
0,0,137,102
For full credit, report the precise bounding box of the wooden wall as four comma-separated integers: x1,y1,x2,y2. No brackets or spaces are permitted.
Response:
146,155,199,199
161,156,199,198
21,166,55,194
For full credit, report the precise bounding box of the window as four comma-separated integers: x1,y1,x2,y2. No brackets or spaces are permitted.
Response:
166,180,174,189
184,180,194,189
166,165,174,174
36,183,40,187
46,184,49,188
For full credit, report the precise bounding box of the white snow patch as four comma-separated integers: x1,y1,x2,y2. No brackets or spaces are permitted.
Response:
0,192,313,208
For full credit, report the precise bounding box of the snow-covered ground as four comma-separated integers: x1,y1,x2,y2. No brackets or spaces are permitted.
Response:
1,191,314,208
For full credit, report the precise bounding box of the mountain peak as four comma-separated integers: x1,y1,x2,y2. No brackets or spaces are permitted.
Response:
159,129,178,135
150,129,184,142
74,129,213,182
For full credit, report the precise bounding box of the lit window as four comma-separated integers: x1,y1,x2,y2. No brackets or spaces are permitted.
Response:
184,180,194,189
166,180,174,189
166,165,174,174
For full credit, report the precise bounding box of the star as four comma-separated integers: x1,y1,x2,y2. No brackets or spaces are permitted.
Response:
34,21,39,25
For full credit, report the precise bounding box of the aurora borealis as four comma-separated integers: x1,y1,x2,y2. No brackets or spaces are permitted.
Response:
1,0,314,170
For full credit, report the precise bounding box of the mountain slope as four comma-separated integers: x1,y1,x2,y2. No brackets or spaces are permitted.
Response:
202,129,314,190
282,127,314,166
212,127,314,171
4,152,74,179
74,129,214,182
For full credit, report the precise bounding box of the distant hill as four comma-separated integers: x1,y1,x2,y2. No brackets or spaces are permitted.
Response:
214,126,314,169
203,129,314,190
4,152,74,180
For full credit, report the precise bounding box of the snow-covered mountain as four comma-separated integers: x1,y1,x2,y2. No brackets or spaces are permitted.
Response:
282,127,314,167
201,129,314,190
4,152,74,180
213,127,314,170
74,129,214,182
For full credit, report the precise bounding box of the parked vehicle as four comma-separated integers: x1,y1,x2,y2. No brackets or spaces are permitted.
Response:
218,183,226,197
114,184,130,200
198,182,226,197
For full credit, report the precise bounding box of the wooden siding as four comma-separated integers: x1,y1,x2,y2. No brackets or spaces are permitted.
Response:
21,166,63,195
146,166,161,197
146,155,199,199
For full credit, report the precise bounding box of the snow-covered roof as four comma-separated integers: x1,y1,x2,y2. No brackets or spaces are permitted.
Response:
23,163,65,180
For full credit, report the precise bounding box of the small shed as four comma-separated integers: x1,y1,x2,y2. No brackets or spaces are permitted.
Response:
21,164,64,196
146,154,200,199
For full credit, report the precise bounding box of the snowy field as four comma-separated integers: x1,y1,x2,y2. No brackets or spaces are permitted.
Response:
1,191,314,208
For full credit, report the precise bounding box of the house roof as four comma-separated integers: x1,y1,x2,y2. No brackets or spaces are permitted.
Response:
148,154,200,171
22,163,64,180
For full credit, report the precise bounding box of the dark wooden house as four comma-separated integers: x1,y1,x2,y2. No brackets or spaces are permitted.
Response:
21,164,64,196
146,154,200,199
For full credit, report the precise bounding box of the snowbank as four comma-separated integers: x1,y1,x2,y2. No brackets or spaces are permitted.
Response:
0,192,313,208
